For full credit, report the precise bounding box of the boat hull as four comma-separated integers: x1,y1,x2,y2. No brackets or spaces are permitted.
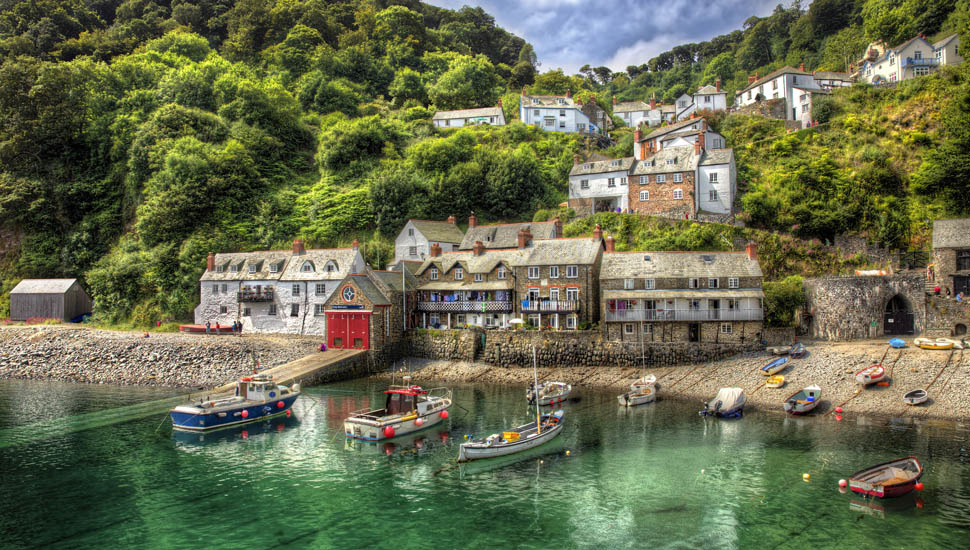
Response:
170,393,299,432
528,383,572,406
344,404,451,441
855,365,886,385
903,389,928,405
761,357,789,376
458,421,563,462
617,389,655,407
848,457,923,499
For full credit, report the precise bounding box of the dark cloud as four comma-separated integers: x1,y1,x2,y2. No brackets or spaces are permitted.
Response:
426,0,785,73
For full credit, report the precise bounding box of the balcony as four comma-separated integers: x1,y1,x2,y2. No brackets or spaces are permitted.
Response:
417,301,513,313
520,300,580,313
605,308,764,322
902,57,939,67
238,288,275,302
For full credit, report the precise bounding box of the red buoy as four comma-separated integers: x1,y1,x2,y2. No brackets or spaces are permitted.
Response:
835,407,843,413
915,482,924,491
383,425,395,438
286,409,291,418
277,401,285,409
415,418,424,427
241,410,249,419
440,410,449,419
241,430,248,439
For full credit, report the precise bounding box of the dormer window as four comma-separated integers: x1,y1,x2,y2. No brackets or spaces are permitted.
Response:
454,268,463,280
532,98,540,104
474,274,484,282
248,265,257,273
216,265,225,273
610,160,620,167
497,267,507,279
301,262,314,273
230,264,239,273
430,268,438,280
269,263,279,273
583,164,592,169
324,261,337,273
557,98,565,105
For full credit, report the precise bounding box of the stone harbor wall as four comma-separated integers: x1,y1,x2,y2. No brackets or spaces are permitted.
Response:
803,273,925,340
762,327,796,345
404,329,478,361
924,295,970,337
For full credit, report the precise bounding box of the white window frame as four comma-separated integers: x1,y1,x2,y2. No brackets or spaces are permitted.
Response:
657,174,666,183
409,246,417,256
566,315,577,329
430,268,438,280
720,323,733,334
566,287,579,301
640,190,649,201
689,278,699,289
528,267,540,279
673,189,683,200
269,263,279,273
709,172,718,182
673,173,683,182
729,277,739,289
608,178,616,188
581,179,589,189
621,177,627,185
454,268,463,280
566,265,578,278
624,323,635,335
315,283,326,295
292,284,301,296
474,273,484,282
708,278,718,289
301,262,313,273
645,279,655,289
709,190,718,202
550,266,560,278
497,267,507,279
624,278,635,290
219,306,228,314
249,265,257,273
314,304,325,316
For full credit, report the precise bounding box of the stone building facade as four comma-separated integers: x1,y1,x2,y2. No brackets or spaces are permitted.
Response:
322,267,416,353
932,218,970,296
629,148,697,219
803,273,926,340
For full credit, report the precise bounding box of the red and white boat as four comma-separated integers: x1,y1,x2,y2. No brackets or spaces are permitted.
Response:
848,456,923,499
344,377,452,441
855,363,886,385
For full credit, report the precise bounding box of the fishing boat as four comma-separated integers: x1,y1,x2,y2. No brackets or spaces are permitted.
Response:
855,363,886,385
761,356,790,376
848,456,923,499
768,346,790,356
915,337,954,350
170,373,300,432
527,381,571,405
789,342,807,358
630,374,658,391
765,375,785,389
888,338,906,349
457,410,564,462
783,385,821,415
617,385,656,407
903,389,928,405
699,387,746,418
344,377,453,441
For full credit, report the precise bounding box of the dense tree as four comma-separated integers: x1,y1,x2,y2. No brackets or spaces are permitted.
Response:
427,54,500,109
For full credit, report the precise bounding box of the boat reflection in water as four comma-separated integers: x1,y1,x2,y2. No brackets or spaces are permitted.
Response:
172,415,300,447
344,429,451,456
849,494,924,520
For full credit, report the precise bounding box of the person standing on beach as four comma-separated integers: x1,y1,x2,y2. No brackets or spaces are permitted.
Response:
205,321,211,334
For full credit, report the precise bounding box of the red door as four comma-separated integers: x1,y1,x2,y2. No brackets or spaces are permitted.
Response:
327,312,370,350
349,312,370,350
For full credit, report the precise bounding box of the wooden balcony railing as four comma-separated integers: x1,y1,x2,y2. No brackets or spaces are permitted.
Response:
238,289,274,302
606,308,763,322
520,300,580,313
417,301,513,313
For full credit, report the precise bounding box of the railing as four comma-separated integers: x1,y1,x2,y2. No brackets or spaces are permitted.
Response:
606,308,764,322
417,301,513,313
520,300,580,313
238,289,274,302
903,57,939,67
898,250,929,270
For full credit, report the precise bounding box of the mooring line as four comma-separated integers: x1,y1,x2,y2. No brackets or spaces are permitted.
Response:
923,348,956,391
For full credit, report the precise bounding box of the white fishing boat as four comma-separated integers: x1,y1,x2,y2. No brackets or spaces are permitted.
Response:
699,387,747,418
344,376,452,441
783,385,821,415
617,385,656,407
527,381,571,405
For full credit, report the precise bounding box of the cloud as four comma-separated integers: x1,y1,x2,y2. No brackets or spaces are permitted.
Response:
425,0,784,74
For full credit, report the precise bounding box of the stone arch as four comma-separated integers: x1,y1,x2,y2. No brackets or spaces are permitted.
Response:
885,294,911,313
884,294,914,335
955,323,967,336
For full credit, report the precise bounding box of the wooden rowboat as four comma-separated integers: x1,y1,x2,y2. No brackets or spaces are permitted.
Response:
765,375,785,388
789,342,807,358
915,337,953,350
903,389,928,405
783,385,821,415
761,356,790,376
855,364,886,385
848,456,923,499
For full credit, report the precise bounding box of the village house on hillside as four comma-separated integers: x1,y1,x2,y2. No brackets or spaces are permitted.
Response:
675,80,728,121
519,88,603,135
567,156,635,215
733,64,853,128
634,116,726,158
196,240,365,335
600,242,764,344
613,96,675,127
860,34,962,85
412,228,605,330
458,215,561,250
432,101,506,128
932,218,970,297
392,217,465,266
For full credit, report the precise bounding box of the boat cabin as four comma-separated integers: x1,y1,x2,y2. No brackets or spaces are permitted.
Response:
383,386,426,415
234,374,282,401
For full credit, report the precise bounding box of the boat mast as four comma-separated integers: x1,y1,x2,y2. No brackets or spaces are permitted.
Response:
533,345,541,434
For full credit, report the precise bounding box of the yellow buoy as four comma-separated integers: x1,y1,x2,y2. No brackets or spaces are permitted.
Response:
803,473,810,482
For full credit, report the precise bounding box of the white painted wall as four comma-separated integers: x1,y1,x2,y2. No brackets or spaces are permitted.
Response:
569,169,630,210
394,221,431,264
696,163,734,215
433,114,505,128
694,92,727,111
520,104,595,133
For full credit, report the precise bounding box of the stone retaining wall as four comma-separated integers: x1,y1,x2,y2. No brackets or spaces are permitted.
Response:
404,329,478,361
763,327,796,345
803,274,925,340
925,295,970,337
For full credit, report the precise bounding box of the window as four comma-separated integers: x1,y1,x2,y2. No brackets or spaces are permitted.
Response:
474,273,484,282
409,246,417,256
621,177,627,185
315,283,326,295
721,323,733,334
709,190,719,201
290,304,299,317
216,265,225,273
314,304,325,316
566,265,578,278
430,268,438,280
914,50,922,60
608,178,616,188
957,250,970,271
708,278,719,289
325,262,337,273
219,306,228,314
799,93,807,102
269,304,277,316
915,67,929,77
289,284,299,296
528,314,541,326
773,92,779,99
528,267,540,279
550,288,559,301
566,287,579,301
243,308,251,317
249,265,257,273
624,323,635,334
709,172,718,183
729,277,739,289
550,266,560,278
566,315,577,329
269,263,279,273
666,158,675,165
640,190,649,201
581,179,589,189
219,284,226,294
657,174,666,183
577,123,585,131
802,104,810,113
747,91,752,100
890,54,896,65
673,189,683,200
645,279,655,289
704,95,711,103
689,300,700,310
559,109,566,117
558,98,566,105
533,109,539,116
454,268,463,280
559,121,565,129
610,160,621,167
772,80,778,90
640,176,649,184
212,285,219,295
456,314,465,325
624,279,635,289
230,264,239,273
497,267,507,279
673,173,683,182
533,98,540,104
689,278,699,289
545,119,553,127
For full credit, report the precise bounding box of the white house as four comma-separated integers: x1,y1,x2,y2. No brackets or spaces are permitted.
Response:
568,157,635,215
696,149,736,215
613,97,675,127
432,103,506,128
519,89,599,134
860,34,962,84
634,116,725,159
734,66,821,122
393,218,465,265
195,240,365,335
675,80,728,121
812,71,853,89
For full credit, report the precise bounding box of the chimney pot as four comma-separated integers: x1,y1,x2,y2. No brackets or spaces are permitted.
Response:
447,215,456,224
613,95,617,105
293,239,305,255
649,98,657,110
694,137,702,155
715,78,721,92
207,252,215,271
430,243,442,257
473,240,484,256
468,213,477,228
566,88,571,99
800,62,805,72
745,241,759,262
553,217,563,238
605,235,615,252
593,224,603,241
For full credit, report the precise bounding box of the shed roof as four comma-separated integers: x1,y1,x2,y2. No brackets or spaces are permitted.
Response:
10,279,79,294
932,218,970,249
409,220,465,243
432,107,503,121
601,251,762,279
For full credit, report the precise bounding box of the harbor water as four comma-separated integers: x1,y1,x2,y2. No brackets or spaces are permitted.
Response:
1,378,969,549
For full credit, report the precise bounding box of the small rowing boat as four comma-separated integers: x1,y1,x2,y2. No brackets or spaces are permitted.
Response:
848,456,923,499
761,356,790,376
527,381,571,405
789,342,807,358
855,363,886,385
915,337,954,350
617,385,656,407
903,388,928,405
888,338,906,349
765,375,785,388
783,385,821,415
699,387,746,418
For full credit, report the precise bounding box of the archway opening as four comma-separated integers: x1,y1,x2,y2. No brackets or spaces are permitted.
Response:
884,294,914,335
955,323,967,336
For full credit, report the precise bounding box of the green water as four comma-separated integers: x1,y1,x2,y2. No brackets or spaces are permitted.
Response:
1,378,969,549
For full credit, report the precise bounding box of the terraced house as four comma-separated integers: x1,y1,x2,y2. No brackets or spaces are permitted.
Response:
412,227,605,330
393,217,465,265
600,242,764,344
196,240,365,335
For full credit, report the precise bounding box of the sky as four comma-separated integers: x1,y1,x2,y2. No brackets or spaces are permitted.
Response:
426,0,787,74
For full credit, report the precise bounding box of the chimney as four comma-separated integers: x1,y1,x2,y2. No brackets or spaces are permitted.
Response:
605,235,615,252
748,74,757,85
634,126,642,143
207,252,215,271
612,95,617,105
702,119,707,132
468,213,477,228
573,153,581,164
293,239,305,255
800,62,805,72
521,86,526,96
553,217,563,238
593,224,602,241
352,238,359,250
566,88,571,99
447,215,456,224
715,78,721,92
745,241,758,262
473,240,484,256
694,135,703,155
517,228,532,249
497,97,502,108
649,97,656,110
430,243,442,257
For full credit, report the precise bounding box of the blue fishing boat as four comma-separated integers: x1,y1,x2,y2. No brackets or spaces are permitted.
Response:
170,373,301,432
761,356,790,376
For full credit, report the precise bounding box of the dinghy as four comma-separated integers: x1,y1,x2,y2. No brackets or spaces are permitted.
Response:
855,363,886,385
699,387,746,418
783,385,821,415
789,342,807,358
761,356,790,376
617,385,656,407
903,389,928,405
768,346,790,356
457,410,564,462
848,457,923,499
915,337,953,350
527,381,571,406
888,338,906,349
765,375,785,389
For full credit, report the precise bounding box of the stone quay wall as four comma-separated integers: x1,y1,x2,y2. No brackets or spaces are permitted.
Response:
404,329,478,362
803,273,925,340
924,295,970,337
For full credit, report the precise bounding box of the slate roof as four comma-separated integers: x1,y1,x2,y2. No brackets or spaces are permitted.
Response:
614,101,650,113
459,221,559,250
812,71,852,81
630,147,698,176
603,289,764,299
641,118,707,141
350,274,391,306
737,66,812,95
10,279,79,294
695,85,723,95
416,237,603,278
432,107,503,121
932,218,970,249
280,249,360,281
699,149,734,166
521,94,579,108
569,157,635,176
601,251,763,279
934,34,959,48
659,130,703,143
392,260,423,275
409,220,465,244
659,105,676,114
201,251,291,281
372,269,415,292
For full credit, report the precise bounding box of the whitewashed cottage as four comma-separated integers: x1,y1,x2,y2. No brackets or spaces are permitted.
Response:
392,217,465,265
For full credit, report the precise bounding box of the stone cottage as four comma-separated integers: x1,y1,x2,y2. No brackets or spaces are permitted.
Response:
932,218,970,297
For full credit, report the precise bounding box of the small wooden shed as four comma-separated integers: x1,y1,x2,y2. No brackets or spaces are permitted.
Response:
9,279,93,322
